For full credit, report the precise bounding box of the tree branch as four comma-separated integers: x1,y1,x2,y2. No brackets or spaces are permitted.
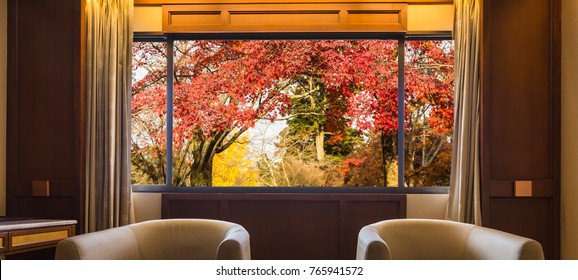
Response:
216,129,247,154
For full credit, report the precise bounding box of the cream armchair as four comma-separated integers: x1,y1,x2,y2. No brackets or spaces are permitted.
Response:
55,219,251,260
357,219,544,260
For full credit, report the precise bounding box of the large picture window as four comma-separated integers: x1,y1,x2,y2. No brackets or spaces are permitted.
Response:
131,37,454,188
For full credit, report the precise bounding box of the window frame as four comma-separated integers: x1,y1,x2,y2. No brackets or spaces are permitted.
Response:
131,32,452,194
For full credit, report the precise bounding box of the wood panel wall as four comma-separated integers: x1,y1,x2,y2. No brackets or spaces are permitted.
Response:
482,0,561,259
6,0,85,233
162,193,406,259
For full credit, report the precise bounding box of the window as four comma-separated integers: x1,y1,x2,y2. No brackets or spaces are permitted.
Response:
131,37,454,189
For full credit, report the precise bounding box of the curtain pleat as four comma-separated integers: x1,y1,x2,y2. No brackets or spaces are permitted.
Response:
85,0,133,232
446,0,482,225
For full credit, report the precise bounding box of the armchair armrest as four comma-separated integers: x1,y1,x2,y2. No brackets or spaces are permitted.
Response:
55,226,140,260
217,225,251,260
356,225,391,260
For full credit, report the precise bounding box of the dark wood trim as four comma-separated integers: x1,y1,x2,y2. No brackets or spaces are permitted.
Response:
550,0,562,261
488,180,557,197
6,0,19,224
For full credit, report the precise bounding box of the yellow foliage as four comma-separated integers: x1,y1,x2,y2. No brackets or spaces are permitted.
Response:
386,160,399,187
212,136,260,186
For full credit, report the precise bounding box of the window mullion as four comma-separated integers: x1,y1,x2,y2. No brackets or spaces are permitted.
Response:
397,38,405,188
166,40,174,187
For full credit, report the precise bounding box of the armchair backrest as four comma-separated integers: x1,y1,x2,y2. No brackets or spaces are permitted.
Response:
357,219,544,260
129,219,249,260
55,219,251,260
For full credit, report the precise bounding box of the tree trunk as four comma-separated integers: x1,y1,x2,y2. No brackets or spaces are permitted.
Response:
189,160,213,186
185,129,243,186
380,132,396,186
315,130,325,161
187,135,221,186
381,133,389,186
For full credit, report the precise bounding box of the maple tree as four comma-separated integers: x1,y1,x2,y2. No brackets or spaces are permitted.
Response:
341,132,398,186
403,40,454,186
131,42,168,185
343,40,454,187
131,39,453,187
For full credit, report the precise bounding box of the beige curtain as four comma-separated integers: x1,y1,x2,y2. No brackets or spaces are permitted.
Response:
446,0,482,225
85,0,133,232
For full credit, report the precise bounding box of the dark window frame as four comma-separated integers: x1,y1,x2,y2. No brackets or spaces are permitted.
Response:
132,32,452,194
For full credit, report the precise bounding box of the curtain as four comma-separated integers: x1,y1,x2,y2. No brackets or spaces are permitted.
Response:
85,0,133,232
446,0,482,225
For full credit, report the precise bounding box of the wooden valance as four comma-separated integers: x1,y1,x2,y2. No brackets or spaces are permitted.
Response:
162,2,407,33
135,0,452,4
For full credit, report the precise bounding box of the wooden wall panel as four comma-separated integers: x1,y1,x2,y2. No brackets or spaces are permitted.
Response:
229,200,341,260
166,199,221,219
162,193,406,259
486,0,553,180
482,0,560,259
343,200,403,258
14,197,75,220
489,198,554,259
7,0,84,233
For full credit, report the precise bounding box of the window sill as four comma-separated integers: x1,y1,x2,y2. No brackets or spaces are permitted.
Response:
131,185,449,194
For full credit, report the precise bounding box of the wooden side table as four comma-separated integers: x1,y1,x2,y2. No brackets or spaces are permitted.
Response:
0,218,77,259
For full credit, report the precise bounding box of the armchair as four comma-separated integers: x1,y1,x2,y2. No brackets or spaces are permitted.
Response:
357,219,544,260
55,219,251,260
